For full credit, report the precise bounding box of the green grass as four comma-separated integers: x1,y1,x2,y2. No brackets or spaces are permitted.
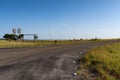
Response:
0,39,118,48
80,43,120,80
0,40,86,48
0,40,39,48
0,39,104,48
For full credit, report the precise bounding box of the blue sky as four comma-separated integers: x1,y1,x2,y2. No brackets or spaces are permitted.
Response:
0,0,120,39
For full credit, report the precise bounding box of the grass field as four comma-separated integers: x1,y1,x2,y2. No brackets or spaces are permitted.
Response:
79,43,120,80
0,40,39,48
0,39,103,48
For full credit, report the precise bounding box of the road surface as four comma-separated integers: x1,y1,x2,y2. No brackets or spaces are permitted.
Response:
0,40,119,80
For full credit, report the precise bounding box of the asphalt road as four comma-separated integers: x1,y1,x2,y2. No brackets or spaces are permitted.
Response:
0,40,120,80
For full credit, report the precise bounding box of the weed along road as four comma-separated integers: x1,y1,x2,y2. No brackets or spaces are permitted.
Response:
0,40,119,80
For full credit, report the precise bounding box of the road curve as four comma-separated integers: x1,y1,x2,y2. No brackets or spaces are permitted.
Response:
0,40,119,80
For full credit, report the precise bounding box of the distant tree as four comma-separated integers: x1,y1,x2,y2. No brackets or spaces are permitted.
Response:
18,34,24,40
3,34,10,40
90,37,101,41
54,40,57,43
10,34,18,40
94,37,98,40
69,39,72,41
80,38,83,40
3,34,18,41
73,39,76,41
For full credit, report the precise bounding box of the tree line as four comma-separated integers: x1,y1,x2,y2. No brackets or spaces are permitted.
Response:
3,34,24,41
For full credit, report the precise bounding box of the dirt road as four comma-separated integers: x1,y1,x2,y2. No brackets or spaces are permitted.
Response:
0,40,119,80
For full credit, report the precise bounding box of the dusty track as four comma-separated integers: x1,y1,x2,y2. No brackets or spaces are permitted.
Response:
0,40,120,80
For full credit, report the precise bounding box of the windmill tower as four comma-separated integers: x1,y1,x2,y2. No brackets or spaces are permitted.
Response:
12,28,16,34
17,28,21,34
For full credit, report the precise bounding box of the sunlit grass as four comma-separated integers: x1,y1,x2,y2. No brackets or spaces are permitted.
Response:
80,43,120,80
0,39,104,48
0,40,39,48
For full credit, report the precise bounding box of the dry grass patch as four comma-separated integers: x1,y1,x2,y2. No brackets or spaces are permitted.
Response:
0,40,38,48
79,43,120,80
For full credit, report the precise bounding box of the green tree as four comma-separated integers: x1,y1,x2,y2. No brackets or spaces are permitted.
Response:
10,34,18,40
3,34,18,41
3,34,10,40
18,34,24,40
